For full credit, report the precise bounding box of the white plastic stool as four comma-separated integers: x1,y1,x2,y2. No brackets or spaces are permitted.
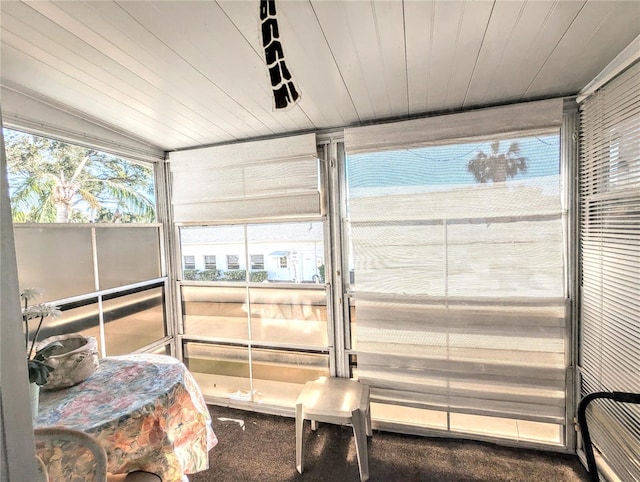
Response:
295,377,372,481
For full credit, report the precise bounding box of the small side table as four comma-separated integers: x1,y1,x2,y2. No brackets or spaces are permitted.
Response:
295,377,372,481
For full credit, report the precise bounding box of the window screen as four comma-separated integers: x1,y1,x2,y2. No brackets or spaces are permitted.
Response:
344,99,568,432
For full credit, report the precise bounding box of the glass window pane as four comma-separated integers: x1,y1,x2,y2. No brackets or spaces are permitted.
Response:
30,299,100,350
102,286,166,355
251,348,329,405
246,222,324,283
5,129,156,224
182,285,249,340
180,225,244,281
448,220,564,297
14,226,95,301
345,132,567,430
248,287,328,347
151,344,172,356
183,342,251,399
96,226,162,290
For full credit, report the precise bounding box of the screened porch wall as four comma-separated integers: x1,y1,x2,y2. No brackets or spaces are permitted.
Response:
343,99,572,446
170,134,331,410
13,224,170,357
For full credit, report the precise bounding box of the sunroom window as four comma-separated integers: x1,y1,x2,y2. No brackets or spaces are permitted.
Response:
5,129,168,357
170,133,328,408
343,99,569,445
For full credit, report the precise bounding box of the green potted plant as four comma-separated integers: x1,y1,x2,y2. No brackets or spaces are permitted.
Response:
21,288,62,415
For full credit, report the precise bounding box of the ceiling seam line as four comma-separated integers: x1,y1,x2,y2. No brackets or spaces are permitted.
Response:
309,0,361,123
462,0,496,107
114,0,274,135
522,0,589,100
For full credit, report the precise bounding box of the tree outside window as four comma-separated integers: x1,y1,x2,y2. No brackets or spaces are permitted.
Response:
4,129,155,223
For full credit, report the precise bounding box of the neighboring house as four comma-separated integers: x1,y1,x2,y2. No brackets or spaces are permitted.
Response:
180,223,325,282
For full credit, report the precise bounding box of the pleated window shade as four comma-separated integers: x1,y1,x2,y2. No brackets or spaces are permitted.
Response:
345,99,568,424
169,133,320,223
579,61,640,478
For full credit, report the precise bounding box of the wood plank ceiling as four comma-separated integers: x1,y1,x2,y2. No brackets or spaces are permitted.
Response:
1,0,639,152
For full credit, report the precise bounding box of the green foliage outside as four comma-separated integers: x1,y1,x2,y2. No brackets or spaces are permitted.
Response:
199,269,222,281
182,269,200,281
249,271,268,282
4,129,155,223
182,269,268,282
224,269,247,281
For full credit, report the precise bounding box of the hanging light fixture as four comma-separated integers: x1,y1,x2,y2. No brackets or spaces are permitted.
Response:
259,0,301,110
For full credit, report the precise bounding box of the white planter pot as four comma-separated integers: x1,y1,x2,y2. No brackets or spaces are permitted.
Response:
35,334,99,390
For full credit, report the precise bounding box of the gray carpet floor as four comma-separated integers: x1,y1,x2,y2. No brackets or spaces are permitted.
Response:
189,405,589,482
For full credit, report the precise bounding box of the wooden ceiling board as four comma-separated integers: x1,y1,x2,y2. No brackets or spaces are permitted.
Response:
421,1,467,112
462,0,533,108
404,0,435,115
346,0,408,120
420,1,494,112
0,1,226,148
466,1,576,106
124,0,319,139
0,0,638,152
277,2,359,129
524,0,640,98
479,0,587,105
117,0,303,138
56,0,263,143
219,1,355,131
312,0,398,122
0,43,199,148
368,0,409,119
1,4,219,146
438,1,494,111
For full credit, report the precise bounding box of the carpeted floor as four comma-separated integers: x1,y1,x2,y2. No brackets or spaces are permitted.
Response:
189,405,589,482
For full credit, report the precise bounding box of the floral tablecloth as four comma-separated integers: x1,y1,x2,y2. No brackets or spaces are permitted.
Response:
34,354,218,481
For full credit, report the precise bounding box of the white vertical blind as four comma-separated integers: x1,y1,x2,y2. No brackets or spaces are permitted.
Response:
579,60,640,479
169,133,320,223
345,100,568,425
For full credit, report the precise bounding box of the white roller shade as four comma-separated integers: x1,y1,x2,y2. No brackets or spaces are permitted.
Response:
579,60,640,479
345,100,568,426
345,98,563,154
170,133,320,223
